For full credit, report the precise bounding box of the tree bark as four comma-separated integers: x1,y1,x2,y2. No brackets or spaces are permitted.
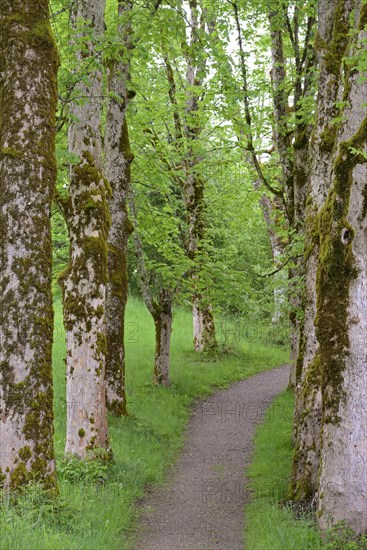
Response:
104,0,134,416
267,5,315,388
316,1,367,531
59,0,111,459
153,290,173,387
290,0,345,501
0,0,59,491
291,4,367,529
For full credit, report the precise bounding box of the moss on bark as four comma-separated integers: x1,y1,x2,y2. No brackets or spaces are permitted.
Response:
0,0,59,493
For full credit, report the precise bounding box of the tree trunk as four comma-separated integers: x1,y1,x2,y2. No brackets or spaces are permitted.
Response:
193,296,217,352
290,6,366,533
104,0,134,416
257,191,287,325
184,2,217,352
59,0,111,459
129,193,174,386
153,290,173,387
268,6,315,388
290,0,343,500
316,1,367,531
288,125,310,388
0,1,59,491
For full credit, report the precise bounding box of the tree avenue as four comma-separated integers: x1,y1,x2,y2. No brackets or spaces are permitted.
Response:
0,0,366,542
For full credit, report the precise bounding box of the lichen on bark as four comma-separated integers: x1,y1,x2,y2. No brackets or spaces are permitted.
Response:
0,0,59,493
58,0,111,459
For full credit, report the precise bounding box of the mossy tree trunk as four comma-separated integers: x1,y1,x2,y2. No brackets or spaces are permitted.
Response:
59,0,111,459
315,1,367,532
267,4,315,388
162,40,217,353
0,0,59,492
104,0,134,416
192,293,217,353
292,2,367,533
290,0,348,502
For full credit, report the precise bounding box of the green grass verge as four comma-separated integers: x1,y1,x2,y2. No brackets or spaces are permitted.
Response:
245,391,324,549
244,391,367,550
1,297,288,550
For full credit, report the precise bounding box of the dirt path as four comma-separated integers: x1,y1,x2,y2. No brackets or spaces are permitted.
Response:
134,364,290,550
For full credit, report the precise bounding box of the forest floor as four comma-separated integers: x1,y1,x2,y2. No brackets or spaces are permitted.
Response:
133,364,290,550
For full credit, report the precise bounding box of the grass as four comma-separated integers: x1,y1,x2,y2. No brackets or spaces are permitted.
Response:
244,391,367,550
0,296,289,550
244,391,324,549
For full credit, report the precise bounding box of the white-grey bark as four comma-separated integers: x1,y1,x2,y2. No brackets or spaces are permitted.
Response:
0,1,58,491
317,5,367,530
59,0,110,458
292,1,367,534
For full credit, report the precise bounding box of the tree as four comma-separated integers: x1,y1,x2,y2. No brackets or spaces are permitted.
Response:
227,0,316,386
292,0,367,533
267,1,316,387
129,193,175,387
0,0,59,491
181,1,217,352
58,0,111,458
104,0,134,416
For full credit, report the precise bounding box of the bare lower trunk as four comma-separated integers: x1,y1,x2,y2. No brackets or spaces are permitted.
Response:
0,1,58,491
153,291,173,387
104,1,134,416
193,298,217,352
59,0,110,459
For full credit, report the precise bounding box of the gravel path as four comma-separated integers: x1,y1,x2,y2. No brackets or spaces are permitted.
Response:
134,364,290,550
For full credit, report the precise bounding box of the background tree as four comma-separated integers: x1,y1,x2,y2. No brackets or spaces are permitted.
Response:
0,0,59,491
104,0,134,416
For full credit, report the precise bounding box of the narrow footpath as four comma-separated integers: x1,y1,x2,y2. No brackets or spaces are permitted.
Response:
134,364,290,550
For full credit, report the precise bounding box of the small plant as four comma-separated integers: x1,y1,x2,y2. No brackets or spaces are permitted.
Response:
58,455,108,484
324,522,367,550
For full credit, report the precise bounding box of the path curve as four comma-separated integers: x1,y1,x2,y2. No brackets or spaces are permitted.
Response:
134,364,290,550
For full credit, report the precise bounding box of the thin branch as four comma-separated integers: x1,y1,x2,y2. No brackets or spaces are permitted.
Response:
259,254,303,278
